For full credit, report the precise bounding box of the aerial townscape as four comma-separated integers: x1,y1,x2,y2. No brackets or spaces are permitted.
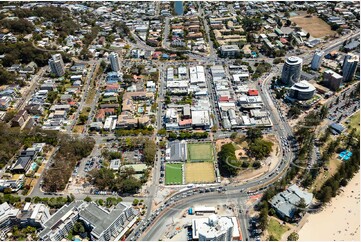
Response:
0,1,360,241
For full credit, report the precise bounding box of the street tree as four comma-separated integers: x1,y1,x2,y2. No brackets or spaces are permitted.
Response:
287,232,299,241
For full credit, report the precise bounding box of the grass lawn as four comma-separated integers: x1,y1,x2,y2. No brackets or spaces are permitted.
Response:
347,111,360,134
165,163,183,185
267,218,290,241
73,125,84,133
81,107,91,116
85,87,96,105
312,155,342,192
187,143,214,162
185,162,216,183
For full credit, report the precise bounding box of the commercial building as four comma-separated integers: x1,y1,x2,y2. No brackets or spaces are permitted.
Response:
189,66,206,84
166,140,188,162
310,51,324,70
48,54,65,77
281,56,303,86
109,52,121,72
192,214,239,241
191,110,211,129
178,66,187,79
288,80,316,100
210,65,226,80
167,67,174,81
323,69,343,91
219,45,240,58
269,184,313,220
342,53,359,82
39,201,138,241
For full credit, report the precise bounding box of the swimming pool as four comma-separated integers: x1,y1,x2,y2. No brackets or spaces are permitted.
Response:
30,162,37,171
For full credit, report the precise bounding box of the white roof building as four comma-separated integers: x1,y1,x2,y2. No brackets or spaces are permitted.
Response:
103,117,113,131
191,110,210,127
110,159,121,170
211,65,226,80
0,202,20,233
192,215,240,241
218,102,236,112
178,66,187,78
190,66,206,84
232,73,249,83
167,67,174,81
166,108,178,122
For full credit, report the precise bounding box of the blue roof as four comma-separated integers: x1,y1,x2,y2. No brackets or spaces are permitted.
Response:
330,123,345,134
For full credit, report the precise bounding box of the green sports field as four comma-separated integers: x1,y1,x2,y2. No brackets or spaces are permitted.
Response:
165,163,183,185
187,143,214,162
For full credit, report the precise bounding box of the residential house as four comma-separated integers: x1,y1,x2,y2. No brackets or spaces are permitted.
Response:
0,96,12,110
11,110,29,127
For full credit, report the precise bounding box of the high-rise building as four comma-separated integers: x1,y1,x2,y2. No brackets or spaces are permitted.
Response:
323,69,343,91
109,52,121,72
342,53,359,82
311,50,324,70
48,54,65,77
281,56,303,86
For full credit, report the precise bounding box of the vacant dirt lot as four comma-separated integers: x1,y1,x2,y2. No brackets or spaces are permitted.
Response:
291,14,335,38
216,138,232,152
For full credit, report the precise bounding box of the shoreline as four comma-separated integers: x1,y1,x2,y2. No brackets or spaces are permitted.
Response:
298,172,360,241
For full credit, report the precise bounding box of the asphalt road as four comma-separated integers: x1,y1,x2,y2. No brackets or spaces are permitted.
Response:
17,67,47,111
134,66,295,241
141,192,251,241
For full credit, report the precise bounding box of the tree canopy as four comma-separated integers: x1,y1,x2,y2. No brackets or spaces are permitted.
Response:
0,19,34,34
218,143,240,176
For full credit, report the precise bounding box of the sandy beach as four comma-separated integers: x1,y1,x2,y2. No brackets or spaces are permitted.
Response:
298,172,360,241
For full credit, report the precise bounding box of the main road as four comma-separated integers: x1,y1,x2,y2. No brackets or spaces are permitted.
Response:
129,23,359,242
137,68,295,241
